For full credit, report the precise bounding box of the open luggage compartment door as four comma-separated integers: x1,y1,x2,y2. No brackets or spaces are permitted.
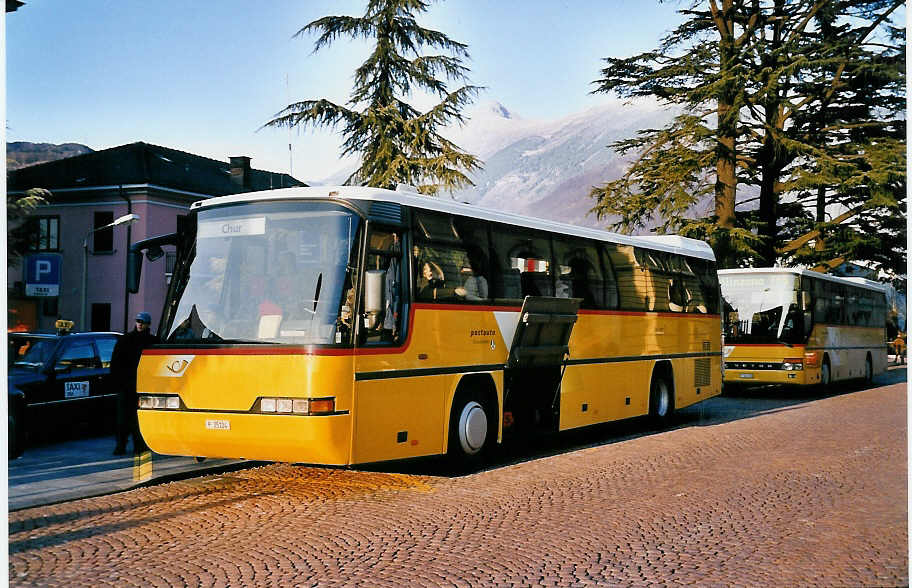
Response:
506,296,581,369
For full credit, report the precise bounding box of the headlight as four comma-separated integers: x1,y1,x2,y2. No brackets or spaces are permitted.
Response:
782,358,804,371
138,395,180,409
255,397,333,415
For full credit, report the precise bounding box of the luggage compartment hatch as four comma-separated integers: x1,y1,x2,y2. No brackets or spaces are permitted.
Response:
506,297,581,369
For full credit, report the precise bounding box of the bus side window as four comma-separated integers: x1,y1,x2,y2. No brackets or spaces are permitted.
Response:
604,244,639,311
491,225,553,300
362,229,404,345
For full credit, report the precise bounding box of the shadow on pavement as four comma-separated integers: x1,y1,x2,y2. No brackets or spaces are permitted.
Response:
359,366,907,478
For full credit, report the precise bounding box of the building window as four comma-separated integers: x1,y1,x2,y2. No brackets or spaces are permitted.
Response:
90,303,111,332
27,216,60,252
93,211,115,253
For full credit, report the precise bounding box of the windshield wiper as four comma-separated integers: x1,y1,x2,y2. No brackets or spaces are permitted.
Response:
313,272,323,314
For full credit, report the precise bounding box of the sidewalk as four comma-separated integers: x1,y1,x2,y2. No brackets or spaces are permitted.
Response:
7,435,248,511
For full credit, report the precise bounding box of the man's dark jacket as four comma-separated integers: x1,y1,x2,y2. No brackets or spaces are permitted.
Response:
111,328,160,391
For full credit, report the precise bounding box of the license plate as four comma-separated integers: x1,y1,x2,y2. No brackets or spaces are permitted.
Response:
739,373,754,379
205,419,230,431
64,381,90,398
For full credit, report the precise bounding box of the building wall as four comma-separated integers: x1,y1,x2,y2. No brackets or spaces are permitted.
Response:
7,187,194,334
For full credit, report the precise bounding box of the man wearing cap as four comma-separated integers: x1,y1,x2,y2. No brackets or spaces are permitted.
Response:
112,312,160,455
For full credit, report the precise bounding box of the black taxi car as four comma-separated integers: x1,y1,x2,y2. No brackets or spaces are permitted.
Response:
8,322,121,457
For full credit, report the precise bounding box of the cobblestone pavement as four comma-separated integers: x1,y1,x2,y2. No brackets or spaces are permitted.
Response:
9,382,907,587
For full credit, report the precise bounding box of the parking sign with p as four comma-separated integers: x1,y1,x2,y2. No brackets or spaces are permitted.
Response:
25,253,62,297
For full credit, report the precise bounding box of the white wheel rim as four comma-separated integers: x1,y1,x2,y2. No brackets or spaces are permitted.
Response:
458,401,487,455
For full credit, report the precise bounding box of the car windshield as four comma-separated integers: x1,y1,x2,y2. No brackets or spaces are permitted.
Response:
721,273,805,344
14,339,57,368
165,200,361,345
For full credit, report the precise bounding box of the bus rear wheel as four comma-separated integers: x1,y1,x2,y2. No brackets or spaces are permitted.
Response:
649,373,674,427
864,355,873,386
448,392,493,468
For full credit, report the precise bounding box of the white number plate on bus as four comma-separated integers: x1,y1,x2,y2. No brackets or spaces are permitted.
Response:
65,381,90,398
739,373,754,379
205,419,231,431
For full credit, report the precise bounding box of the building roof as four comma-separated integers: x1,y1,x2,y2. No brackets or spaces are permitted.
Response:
7,142,304,198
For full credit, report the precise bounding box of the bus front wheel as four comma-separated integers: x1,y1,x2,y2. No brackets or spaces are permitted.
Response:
448,392,493,467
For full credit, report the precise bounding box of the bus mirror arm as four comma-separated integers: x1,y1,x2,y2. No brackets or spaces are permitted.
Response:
128,233,179,293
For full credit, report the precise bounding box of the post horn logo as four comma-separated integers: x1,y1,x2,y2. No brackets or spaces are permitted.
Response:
167,359,190,374
159,355,195,377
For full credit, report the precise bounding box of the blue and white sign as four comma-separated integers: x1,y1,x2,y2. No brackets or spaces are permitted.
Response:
25,253,62,297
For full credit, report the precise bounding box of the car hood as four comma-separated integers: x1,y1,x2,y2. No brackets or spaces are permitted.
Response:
8,368,46,390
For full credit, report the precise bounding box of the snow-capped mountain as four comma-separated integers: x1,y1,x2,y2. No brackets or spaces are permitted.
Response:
318,98,681,230
445,99,678,229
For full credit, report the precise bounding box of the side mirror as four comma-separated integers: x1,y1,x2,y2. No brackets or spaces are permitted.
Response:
146,245,165,261
363,270,386,330
801,291,812,310
127,250,143,293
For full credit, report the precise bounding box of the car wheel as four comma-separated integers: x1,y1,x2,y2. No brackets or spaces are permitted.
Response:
8,398,25,459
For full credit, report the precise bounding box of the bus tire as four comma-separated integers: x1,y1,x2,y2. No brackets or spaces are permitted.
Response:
649,371,674,427
820,356,831,388
447,391,493,468
864,354,873,386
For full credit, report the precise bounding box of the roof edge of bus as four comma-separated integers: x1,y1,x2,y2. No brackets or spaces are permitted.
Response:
190,186,717,261
718,267,889,292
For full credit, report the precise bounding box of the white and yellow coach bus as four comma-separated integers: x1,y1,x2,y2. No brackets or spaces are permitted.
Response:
128,186,722,466
720,268,889,389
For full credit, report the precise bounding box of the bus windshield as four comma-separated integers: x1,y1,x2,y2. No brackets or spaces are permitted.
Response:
166,201,361,345
721,273,806,344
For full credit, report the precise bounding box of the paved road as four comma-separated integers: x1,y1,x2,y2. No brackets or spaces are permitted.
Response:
9,372,907,586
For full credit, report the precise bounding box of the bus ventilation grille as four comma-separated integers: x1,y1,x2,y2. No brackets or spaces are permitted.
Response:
694,341,712,387
369,202,403,224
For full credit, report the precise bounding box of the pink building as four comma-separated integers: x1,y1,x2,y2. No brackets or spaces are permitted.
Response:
8,142,303,334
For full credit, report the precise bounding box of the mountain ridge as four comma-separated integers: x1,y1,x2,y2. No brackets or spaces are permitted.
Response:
7,141,94,170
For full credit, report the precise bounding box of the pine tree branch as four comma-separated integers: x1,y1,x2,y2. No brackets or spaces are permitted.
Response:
778,204,866,254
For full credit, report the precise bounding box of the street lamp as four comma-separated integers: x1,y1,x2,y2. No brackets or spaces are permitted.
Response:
81,213,140,331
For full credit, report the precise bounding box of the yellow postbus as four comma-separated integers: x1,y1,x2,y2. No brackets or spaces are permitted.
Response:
128,186,722,466
720,268,889,389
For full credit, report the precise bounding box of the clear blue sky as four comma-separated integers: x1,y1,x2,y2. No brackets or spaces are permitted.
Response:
6,0,684,182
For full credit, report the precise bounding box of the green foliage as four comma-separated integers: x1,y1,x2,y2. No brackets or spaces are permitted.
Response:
591,0,905,276
266,0,481,195
7,188,51,267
